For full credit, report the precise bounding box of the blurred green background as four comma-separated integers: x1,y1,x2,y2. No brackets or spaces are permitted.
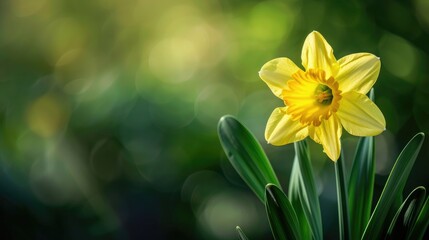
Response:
1,0,429,239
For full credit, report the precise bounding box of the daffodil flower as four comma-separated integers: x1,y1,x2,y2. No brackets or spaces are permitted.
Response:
259,31,386,161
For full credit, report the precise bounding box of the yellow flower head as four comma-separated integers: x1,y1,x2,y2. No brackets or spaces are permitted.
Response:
259,31,386,161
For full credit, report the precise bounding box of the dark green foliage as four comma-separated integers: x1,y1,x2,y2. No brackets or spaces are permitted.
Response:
218,115,281,202
218,116,429,240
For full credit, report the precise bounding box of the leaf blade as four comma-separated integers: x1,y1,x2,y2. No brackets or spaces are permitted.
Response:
288,157,312,239
408,195,429,240
218,115,281,202
348,136,375,240
385,187,426,239
294,140,323,240
236,226,249,240
362,133,425,239
266,184,301,240
336,154,351,240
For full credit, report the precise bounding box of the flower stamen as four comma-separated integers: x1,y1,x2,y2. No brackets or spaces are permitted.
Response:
315,84,333,105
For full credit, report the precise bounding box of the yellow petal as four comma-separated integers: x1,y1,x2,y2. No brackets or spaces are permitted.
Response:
259,58,301,98
301,31,339,78
336,53,381,94
315,115,342,161
336,91,386,136
308,126,320,144
265,107,308,145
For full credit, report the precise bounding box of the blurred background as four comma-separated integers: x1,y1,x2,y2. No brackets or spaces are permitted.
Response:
1,0,429,239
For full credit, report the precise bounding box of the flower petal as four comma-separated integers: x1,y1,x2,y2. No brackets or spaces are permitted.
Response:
259,58,301,98
265,107,308,145
308,126,320,144
337,91,386,136
336,53,381,94
315,115,342,161
301,31,339,78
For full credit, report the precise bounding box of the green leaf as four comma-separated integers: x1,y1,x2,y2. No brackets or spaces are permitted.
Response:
236,226,249,240
335,154,351,240
294,140,323,240
288,157,312,240
348,136,375,240
265,184,301,240
218,115,281,202
386,186,426,240
362,133,425,239
408,194,429,240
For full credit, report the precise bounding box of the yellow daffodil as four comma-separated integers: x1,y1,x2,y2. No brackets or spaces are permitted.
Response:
259,31,386,161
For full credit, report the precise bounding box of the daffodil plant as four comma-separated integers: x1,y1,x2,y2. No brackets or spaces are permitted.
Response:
218,32,429,240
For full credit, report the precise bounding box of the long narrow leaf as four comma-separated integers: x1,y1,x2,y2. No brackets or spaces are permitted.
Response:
289,157,312,239
362,133,425,239
336,154,351,240
348,135,374,240
236,226,249,240
218,116,281,202
385,186,426,239
294,140,323,240
408,195,429,240
265,184,301,240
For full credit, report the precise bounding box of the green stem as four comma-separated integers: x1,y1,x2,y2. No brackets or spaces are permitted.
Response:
335,154,351,240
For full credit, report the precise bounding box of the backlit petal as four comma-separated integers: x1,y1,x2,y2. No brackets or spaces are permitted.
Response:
259,58,301,98
336,53,380,94
308,126,320,144
265,107,308,145
315,115,342,161
301,31,339,78
337,91,386,136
